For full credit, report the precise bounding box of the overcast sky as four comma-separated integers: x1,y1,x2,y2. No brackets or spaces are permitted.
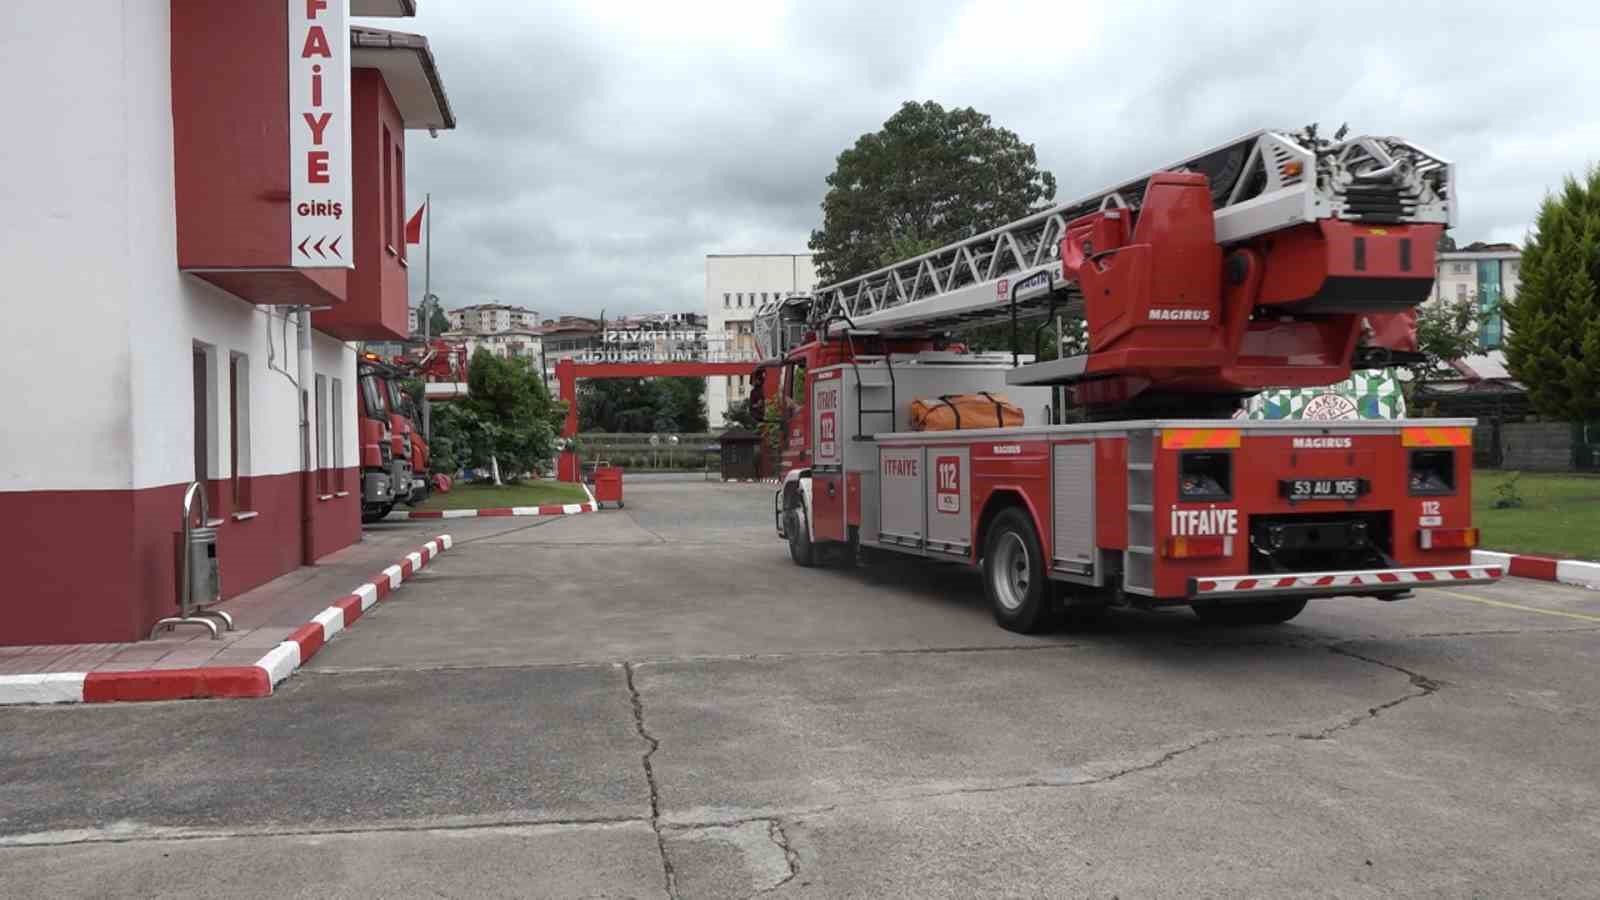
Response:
386,0,1600,319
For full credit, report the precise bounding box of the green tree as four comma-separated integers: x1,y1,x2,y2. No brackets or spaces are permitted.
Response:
580,377,706,433
429,306,452,336
1410,296,1484,384
721,398,760,431
1503,167,1600,421
807,100,1057,285
431,350,564,481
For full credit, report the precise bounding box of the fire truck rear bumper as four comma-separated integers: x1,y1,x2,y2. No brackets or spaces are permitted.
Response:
1191,564,1504,600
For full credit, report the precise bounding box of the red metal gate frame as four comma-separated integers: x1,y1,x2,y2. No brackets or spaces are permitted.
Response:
554,358,754,481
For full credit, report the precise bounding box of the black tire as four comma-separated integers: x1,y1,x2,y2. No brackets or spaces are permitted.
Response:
982,507,1057,634
1192,598,1308,626
361,501,395,524
786,501,816,568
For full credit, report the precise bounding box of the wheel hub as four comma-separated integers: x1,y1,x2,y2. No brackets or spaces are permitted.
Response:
991,532,1030,611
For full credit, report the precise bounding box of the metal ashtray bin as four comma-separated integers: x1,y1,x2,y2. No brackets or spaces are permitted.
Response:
187,523,221,606
150,482,236,640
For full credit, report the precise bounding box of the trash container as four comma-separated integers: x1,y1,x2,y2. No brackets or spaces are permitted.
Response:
593,466,623,508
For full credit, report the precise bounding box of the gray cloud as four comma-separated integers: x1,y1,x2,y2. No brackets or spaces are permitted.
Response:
389,0,1600,318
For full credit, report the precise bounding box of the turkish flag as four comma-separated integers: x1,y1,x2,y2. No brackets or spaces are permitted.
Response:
404,202,426,245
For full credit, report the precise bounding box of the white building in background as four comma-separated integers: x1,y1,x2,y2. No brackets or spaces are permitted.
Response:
705,253,817,427
1431,242,1521,378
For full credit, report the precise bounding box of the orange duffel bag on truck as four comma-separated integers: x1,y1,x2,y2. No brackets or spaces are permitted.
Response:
910,392,1025,431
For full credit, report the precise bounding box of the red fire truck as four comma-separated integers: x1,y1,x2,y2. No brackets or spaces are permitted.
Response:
357,355,432,522
756,128,1502,632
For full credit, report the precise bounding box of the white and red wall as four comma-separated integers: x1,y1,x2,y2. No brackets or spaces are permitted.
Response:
0,2,449,645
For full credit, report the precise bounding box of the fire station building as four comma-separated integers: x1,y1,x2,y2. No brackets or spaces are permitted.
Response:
0,2,453,645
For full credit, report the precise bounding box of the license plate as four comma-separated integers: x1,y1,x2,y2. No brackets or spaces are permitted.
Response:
1280,477,1367,501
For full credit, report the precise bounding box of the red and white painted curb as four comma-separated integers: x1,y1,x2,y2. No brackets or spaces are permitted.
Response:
387,483,598,520
1474,550,1600,590
1196,564,1504,596
0,535,452,706
389,501,594,520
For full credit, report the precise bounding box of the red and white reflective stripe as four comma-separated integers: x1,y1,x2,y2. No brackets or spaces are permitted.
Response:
1196,565,1504,595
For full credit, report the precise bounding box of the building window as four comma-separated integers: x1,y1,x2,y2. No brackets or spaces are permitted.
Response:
315,374,329,494
230,354,252,512
395,144,406,260
1452,262,1471,275
332,376,345,490
1456,284,1467,301
382,125,394,250
193,347,210,487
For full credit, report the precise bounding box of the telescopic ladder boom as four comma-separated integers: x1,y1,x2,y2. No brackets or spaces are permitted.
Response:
777,128,1452,343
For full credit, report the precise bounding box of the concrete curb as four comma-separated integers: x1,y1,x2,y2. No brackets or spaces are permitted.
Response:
388,484,599,520
389,503,595,520
0,535,452,706
1473,549,1600,590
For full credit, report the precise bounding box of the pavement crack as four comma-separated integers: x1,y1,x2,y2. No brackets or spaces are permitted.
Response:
1326,644,1442,693
756,819,800,895
449,517,565,546
625,661,678,899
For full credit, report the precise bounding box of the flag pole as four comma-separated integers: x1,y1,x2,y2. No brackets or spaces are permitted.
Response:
422,193,433,442
423,192,432,338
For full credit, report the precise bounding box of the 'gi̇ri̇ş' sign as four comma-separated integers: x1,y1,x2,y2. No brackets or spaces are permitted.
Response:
289,0,352,268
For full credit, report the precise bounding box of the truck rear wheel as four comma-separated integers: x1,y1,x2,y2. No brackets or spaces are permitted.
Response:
983,507,1057,634
1192,598,1308,626
786,502,816,568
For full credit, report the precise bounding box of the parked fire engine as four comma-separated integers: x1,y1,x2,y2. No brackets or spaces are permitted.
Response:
755,127,1503,633
357,354,432,522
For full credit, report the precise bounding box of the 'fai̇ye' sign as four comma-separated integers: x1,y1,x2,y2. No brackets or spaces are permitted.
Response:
289,0,352,268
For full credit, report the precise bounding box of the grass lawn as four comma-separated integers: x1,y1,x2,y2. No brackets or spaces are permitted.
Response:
1473,470,1600,560
416,480,590,511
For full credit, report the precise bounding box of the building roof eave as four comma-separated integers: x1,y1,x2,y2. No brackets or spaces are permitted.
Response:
350,26,456,130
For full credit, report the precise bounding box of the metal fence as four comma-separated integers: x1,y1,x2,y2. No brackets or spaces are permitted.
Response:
576,433,720,471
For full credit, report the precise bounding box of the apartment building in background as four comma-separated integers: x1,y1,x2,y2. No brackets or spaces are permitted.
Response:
705,254,817,427
446,302,540,333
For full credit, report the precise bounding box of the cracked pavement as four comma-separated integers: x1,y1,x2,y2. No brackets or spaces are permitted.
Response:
3,478,1599,897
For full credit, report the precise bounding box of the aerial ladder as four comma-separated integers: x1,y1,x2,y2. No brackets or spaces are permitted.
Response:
756,127,1500,633
758,127,1451,403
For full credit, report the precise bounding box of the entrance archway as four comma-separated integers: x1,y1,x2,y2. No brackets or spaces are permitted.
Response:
554,358,755,481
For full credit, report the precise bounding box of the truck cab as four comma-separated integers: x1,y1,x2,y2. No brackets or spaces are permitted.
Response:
357,364,395,522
